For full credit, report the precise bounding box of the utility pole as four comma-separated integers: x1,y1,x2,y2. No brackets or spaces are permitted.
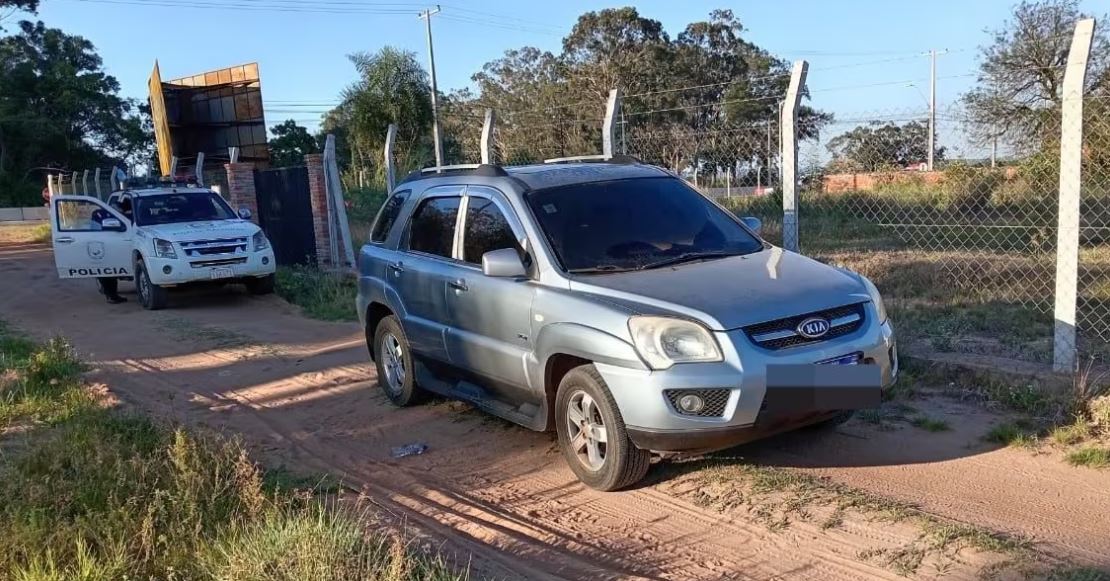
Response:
419,5,443,167
924,49,948,172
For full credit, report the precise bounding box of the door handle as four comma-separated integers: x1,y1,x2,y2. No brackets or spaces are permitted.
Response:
388,261,404,275
55,237,74,244
448,279,469,292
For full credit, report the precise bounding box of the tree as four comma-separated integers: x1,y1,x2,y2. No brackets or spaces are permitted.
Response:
268,120,317,167
826,121,945,172
0,20,151,204
963,0,1109,151
0,0,38,31
464,9,830,175
324,47,434,183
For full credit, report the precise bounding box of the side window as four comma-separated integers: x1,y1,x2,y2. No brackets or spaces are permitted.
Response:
370,190,409,243
55,199,116,232
406,196,461,258
463,198,520,264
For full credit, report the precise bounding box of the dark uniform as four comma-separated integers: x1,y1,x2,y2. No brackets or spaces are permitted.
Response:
90,208,126,304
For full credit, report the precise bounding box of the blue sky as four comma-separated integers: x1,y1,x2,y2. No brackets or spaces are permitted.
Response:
13,0,1110,154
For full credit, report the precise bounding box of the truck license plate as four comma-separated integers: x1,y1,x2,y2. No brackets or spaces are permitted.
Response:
210,267,234,280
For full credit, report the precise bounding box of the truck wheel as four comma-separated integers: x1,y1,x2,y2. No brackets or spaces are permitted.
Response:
135,261,168,310
372,315,425,407
245,273,275,295
555,365,651,491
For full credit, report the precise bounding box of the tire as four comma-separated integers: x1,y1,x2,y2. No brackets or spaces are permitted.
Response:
372,315,425,407
135,260,168,310
245,273,275,295
555,365,651,491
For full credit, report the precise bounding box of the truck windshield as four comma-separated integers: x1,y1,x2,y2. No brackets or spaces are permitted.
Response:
134,191,236,226
526,177,764,273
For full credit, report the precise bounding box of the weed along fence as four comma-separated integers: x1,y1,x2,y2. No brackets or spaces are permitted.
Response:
368,18,1102,375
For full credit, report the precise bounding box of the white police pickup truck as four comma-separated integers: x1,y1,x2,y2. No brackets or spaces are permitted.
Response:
49,180,276,309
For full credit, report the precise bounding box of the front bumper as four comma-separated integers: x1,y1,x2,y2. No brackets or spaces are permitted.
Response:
144,250,276,285
598,312,897,453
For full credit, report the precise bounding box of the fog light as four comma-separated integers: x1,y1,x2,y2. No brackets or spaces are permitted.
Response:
677,394,705,414
262,256,270,265
162,265,172,275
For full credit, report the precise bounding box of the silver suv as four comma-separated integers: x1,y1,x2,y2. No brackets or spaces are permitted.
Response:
357,160,897,491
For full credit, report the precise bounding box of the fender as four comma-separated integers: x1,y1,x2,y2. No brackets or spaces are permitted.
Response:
529,322,648,389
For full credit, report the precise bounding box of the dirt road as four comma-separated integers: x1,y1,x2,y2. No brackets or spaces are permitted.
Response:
4,242,1109,580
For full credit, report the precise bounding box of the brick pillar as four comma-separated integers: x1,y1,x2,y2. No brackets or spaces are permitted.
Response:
305,153,331,265
224,162,258,224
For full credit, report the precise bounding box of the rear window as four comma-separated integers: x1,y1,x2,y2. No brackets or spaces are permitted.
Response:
370,190,409,243
526,177,762,272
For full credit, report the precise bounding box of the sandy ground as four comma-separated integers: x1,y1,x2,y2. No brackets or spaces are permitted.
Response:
3,241,1110,580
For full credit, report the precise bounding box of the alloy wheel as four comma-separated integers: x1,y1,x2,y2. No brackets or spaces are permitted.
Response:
565,390,608,471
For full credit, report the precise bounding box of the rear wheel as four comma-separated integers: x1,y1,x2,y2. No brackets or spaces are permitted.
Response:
135,260,168,310
372,315,425,407
245,273,275,295
555,365,651,491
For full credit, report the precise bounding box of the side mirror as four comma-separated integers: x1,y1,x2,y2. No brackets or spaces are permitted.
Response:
101,218,125,232
741,216,762,237
482,248,526,278
237,207,252,220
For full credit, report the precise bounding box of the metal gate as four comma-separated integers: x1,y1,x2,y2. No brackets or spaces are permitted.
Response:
254,166,316,265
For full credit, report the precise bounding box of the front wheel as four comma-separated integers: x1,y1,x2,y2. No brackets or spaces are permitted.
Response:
245,273,275,295
135,260,168,310
555,365,651,491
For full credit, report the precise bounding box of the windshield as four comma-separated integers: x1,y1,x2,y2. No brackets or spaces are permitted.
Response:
134,191,236,226
526,177,764,272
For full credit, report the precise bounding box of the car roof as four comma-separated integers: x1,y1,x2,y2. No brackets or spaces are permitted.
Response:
503,162,671,191
115,186,217,197
398,161,672,193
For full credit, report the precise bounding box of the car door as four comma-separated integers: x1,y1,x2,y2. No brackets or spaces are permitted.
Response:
393,188,464,362
50,195,133,279
443,186,538,401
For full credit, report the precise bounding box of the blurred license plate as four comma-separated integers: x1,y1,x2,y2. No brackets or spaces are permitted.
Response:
210,267,234,280
817,353,861,366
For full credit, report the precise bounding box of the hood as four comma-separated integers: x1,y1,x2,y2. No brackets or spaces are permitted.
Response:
142,219,260,242
568,247,870,330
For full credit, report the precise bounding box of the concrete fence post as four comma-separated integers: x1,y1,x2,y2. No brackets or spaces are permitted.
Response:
603,89,621,159
481,108,496,165
384,124,397,193
224,162,258,224
780,60,808,253
323,134,356,269
1053,18,1096,373
94,168,102,199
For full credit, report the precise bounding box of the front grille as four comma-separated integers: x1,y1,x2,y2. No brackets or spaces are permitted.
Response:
181,237,248,257
190,257,247,268
664,389,731,417
744,303,866,350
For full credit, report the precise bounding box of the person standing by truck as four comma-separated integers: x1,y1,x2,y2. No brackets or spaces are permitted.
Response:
89,207,127,304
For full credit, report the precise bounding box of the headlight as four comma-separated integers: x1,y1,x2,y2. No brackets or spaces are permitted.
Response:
628,316,723,370
252,231,270,252
860,275,888,323
153,238,176,259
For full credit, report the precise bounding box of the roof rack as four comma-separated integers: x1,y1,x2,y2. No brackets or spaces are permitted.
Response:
543,154,642,165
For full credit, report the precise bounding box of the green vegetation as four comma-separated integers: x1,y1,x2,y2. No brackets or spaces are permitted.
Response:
275,266,359,322
0,322,462,580
1065,447,1110,469
984,421,1039,448
910,415,951,432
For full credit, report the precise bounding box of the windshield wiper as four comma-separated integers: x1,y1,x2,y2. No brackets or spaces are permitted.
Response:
568,264,636,274
637,251,741,270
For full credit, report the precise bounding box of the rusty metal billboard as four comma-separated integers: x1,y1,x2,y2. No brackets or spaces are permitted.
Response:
149,61,268,176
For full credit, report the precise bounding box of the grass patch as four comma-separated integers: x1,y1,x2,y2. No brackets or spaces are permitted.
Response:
1050,420,1093,446
0,221,51,245
0,321,463,580
983,420,1039,448
910,415,951,432
275,265,358,322
1065,447,1110,469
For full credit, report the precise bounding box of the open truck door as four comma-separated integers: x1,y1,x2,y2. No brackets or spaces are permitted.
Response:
50,195,133,279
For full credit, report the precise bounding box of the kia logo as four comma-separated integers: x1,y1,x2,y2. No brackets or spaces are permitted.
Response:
796,317,831,339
